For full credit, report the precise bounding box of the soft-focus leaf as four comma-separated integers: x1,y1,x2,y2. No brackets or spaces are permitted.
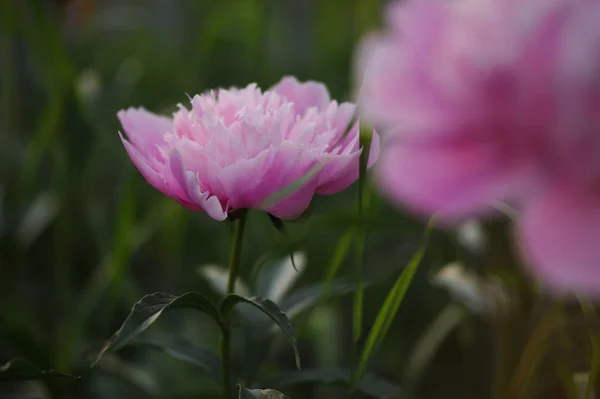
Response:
264,368,405,399
220,294,301,369
130,333,222,384
283,265,409,322
554,364,580,399
283,277,359,320
580,299,600,399
508,302,562,396
238,385,290,399
353,224,432,387
92,292,221,366
404,303,468,387
0,359,79,382
94,354,161,398
198,264,252,297
16,191,58,248
256,252,306,303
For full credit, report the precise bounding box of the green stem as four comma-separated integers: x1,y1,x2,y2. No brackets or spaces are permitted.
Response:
227,214,247,295
222,212,248,399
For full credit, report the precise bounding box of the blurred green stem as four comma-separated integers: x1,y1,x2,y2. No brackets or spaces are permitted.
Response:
352,128,374,375
507,302,562,398
222,211,248,398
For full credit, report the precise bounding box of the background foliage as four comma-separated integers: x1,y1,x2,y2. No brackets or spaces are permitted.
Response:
0,1,529,398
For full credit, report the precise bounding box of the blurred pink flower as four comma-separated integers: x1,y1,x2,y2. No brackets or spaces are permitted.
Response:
118,77,379,221
356,0,600,294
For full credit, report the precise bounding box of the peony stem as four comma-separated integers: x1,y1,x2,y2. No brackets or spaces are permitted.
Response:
227,212,247,295
222,211,247,399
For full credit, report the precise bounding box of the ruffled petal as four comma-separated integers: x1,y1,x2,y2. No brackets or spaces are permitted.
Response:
518,183,600,296
117,108,173,161
219,146,278,209
120,133,167,194
256,141,320,219
167,150,228,220
316,130,380,195
272,76,331,115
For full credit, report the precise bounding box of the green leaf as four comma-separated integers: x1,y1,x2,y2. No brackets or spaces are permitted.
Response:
221,294,301,369
267,213,287,234
580,299,600,399
92,292,221,366
130,333,223,384
238,385,290,399
264,368,406,399
0,359,79,382
353,223,432,388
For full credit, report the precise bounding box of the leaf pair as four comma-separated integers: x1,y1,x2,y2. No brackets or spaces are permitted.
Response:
92,291,301,379
0,358,79,382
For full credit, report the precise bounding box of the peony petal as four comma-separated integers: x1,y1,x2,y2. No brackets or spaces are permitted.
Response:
518,183,600,296
120,133,168,194
272,76,331,116
316,152,360,195
219,146,278,210
117,108,173,161
257,141,320,219
316,130,379,195
167,150,227,220
375,136,535,221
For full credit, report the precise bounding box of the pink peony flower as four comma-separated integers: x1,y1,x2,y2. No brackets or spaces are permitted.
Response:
356,0,600,295
118,77,379,221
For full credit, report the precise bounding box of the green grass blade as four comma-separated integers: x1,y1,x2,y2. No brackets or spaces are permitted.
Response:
508,302,562,397
580,299,600,399
352,222,433,388
322,230,355,296
353,127,374,345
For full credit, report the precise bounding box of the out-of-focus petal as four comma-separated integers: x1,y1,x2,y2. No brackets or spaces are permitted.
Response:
376,137,535,221
518,183,600,296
